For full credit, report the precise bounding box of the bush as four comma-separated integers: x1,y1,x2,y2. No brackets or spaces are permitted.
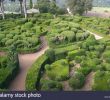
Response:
5,39,14,46
81,35,97,49
0,34,5,41
103,50,110,58
55,50,67,60
81,57,100,71
0,56,7,68
67,33,76,42
76,33,83,41
26,54,48,90
30,18,37,24
46,59,69,81
68,50,79,60
6,34,13,39
45,64,51,70
69,72,85,89
92,71,110,91
40,79,62,91
0,46,19,89
16,18,28,24
68,49,85,60
74,56,82,63
69,61,75,67
77,67,92,76
102,63,110,71
45,49,55,62
94,45,105,53
35,26,42,34
23,22,33,29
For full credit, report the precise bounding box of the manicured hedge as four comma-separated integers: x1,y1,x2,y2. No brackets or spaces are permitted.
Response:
0,50,19,89
69,72,85,89
92,71,110,91
45,59,69,81
26,54,49,90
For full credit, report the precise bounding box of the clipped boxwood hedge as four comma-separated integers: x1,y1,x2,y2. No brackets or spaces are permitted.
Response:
0,52,19,89
26,54,49,90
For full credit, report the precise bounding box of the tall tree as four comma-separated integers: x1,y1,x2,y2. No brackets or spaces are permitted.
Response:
30,0,33,9
49,0,58,14
37,0,50,13
37,0,58,14
84,0,93,14
19,0,23,14
67,0,93,15
0,0,5,19
23,0,27,18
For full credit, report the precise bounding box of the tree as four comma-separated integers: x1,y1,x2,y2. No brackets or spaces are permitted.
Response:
37,0,50,13
49,0,58,14
37,0,58,14
19,0,23,14
0,0,5,19
30,0,33,9
84,0,93,14
23,0,27,18
67,0,93,15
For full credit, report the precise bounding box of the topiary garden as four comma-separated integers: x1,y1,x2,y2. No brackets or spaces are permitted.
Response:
1,13,110,91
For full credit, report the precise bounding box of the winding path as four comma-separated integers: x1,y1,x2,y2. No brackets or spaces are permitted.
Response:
80,30,103,91
83,29,103,40
81,72,95,91
9,36,49,91
86,30,103,40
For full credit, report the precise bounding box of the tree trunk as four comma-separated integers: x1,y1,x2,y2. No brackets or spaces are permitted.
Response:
0,0,5,19
85,9,88,14
19,0,23,14
23,0,27,19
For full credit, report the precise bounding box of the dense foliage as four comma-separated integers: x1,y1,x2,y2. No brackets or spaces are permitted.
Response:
0,46,19,89
0,13,110,91
25,14,110,91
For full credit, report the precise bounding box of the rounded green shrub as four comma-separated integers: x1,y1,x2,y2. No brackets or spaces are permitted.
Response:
45,49,55,62
69,72,85,89
40,79,62,91
5,39,14,46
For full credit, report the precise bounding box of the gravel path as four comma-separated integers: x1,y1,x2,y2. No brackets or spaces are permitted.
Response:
83,29,103,40
9,36,49,91
62,81,72,91
86,30,103,40
81,72,95,91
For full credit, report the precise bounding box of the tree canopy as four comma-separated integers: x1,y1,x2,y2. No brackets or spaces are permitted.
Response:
67,0,93,15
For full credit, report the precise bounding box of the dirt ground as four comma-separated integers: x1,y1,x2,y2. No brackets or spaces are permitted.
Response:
81,72,95,91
